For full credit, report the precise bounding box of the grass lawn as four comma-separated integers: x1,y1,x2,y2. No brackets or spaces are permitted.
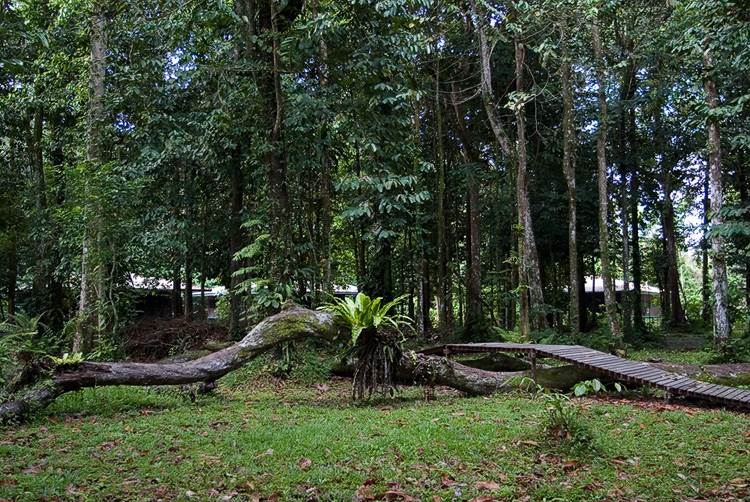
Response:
2,356,749,502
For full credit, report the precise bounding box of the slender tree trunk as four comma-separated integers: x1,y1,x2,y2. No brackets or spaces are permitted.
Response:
447,82,482,338
74,4,106,354
702,170,711,324
229,166,244,336
7,236,17,317
703,52,731,346
738,150,749,334
28,105,48,299
653,107,684,328
509,221,518,331
514,37,545,331
591,16,621,342
267,4,293,285
631,170,644,331
435,59,452,333
618,70,636,342
577,252,587,332
171,261,182,317
560,23,579,337
662,180,684,327
468,0,544,332
467,182,482,335
311,0,332,297
354,141,367,288
184,252,193,321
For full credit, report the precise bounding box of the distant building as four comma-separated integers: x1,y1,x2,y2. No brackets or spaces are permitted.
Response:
129,275,357,319
583,276,661,319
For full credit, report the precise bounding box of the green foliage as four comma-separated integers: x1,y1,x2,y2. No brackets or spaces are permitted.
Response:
520,378,593,448
47,352,84,366
573,378,624,397
707,335,750,364
320,293,411,348
320,293,411,400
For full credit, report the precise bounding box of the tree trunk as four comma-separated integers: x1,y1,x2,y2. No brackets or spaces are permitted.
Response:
653,105,684,328
468,0,544,332
702,170,711,324
184,252,193,321
8,305,750,423
662,180,684,327
631,169,644,331
514,36,545,331
74,4,106,354
591,16,621,342
6,236,17,317
435,62,451,333
703,52,731,347
229,166,244,337
560,23,579,337
28,105,48,299
738,150,749,334
447,82,482,338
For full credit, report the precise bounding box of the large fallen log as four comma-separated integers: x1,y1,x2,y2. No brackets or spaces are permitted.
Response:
1,306,343,422
3,305,750,422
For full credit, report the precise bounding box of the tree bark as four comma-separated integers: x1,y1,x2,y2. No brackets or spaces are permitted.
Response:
468,0,544,332
631,169,644,331
7,304,750,423
559,23,579,337
229,164,244,337
591,16,621,342
514,36,545,332
653,107,684,328
1,307,344,423
447,82,482,338
74,3,107,354
701,170,711,324
737,149,749,334
435,60,452,333
703,52,731,346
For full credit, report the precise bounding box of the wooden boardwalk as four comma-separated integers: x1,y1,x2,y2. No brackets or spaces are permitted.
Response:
419,343,750,411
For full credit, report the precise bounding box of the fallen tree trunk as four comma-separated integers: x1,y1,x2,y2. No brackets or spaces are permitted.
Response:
1,306,343,423
3,305,750,422
335,355,611,395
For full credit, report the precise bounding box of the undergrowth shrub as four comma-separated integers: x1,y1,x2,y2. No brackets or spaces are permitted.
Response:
707,335,750,363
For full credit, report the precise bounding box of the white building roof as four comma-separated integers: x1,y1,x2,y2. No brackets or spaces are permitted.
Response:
584,276,659,294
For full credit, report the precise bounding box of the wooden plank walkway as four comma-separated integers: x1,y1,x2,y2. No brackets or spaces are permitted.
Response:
419,343,750,410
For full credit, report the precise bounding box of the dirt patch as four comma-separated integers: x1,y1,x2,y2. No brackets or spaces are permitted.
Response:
122,316,229,361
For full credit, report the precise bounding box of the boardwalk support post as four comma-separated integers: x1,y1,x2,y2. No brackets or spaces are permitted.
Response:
530,353,537,383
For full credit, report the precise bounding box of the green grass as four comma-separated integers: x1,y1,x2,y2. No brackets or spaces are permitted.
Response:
627,348,716,364
1,363,749,502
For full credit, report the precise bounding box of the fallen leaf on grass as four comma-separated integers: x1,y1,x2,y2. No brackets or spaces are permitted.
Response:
374,490,413,501
297,458,312,471
468,496,499,502
521,440,539,447
314,383,329,392
254,449,273,459
474,481,500,490
48,416,58,424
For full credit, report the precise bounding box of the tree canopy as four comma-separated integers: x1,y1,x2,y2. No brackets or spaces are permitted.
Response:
1,0,749,355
